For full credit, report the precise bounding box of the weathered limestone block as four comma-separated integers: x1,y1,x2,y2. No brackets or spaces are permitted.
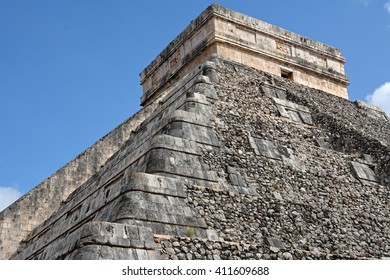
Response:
350,161,377,182
248,135,302,170
315,136,332,149
164,121,219,146
150,134,200,156
206,229,222,241
193,75,218,100
179,92,213,118
69,245,102,260
266,236,285,250
260,83,287,99
121,172,188,198
170,109,213,125
227,166,246,187
111,192,203,226
272,97,313,125
184,91,209,104
203,61,218,82
249,137,291,160
145,148,218,182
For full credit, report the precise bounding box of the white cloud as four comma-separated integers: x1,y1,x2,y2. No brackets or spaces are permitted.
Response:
0,187,22,212
366,82,390,116
385,2,390,14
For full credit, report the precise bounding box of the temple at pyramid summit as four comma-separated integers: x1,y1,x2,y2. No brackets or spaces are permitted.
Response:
139,4,350,104
1,4,389,260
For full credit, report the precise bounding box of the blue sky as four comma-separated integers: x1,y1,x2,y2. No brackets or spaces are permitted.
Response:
1,0,390,211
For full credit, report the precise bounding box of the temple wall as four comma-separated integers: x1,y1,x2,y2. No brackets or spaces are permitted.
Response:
140,4,349,105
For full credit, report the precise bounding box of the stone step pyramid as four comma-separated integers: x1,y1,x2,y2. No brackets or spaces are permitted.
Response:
1,4,389,260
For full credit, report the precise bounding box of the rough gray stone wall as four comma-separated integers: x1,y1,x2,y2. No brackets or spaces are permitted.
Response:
186,58,389,259
159,57,389,260
5,57,390,260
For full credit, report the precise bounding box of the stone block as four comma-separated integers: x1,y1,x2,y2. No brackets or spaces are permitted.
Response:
193,75,218,100
248,135,260,156
138,226,154,242
100,222,116,237
180,101,213,119
195,75,212,85
252,138,292,161
164,121,219,146
288,110,302,123
99,246,114,260
227,166,237,174
147,250,163,260
110,237,131,247
203,61,218,82
135,249,149,260
145,148,218,182
273,191,283,201
249,136,302,171
119,248,138,260
72,245,101,260
227,166,246,187
130,240,145,249
260,83,287,99
144,239,157,250
272,97,313,124
299,111,314,125
276,105,290,118
350,162,377,182
183,207,194,217
363,154,374,164
121,172,187,198
266,236,284,249
207,229,221,241
80,221,101,239
185,91,209,104
315,137,332,149
124,225,140,240
151,134,200,155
